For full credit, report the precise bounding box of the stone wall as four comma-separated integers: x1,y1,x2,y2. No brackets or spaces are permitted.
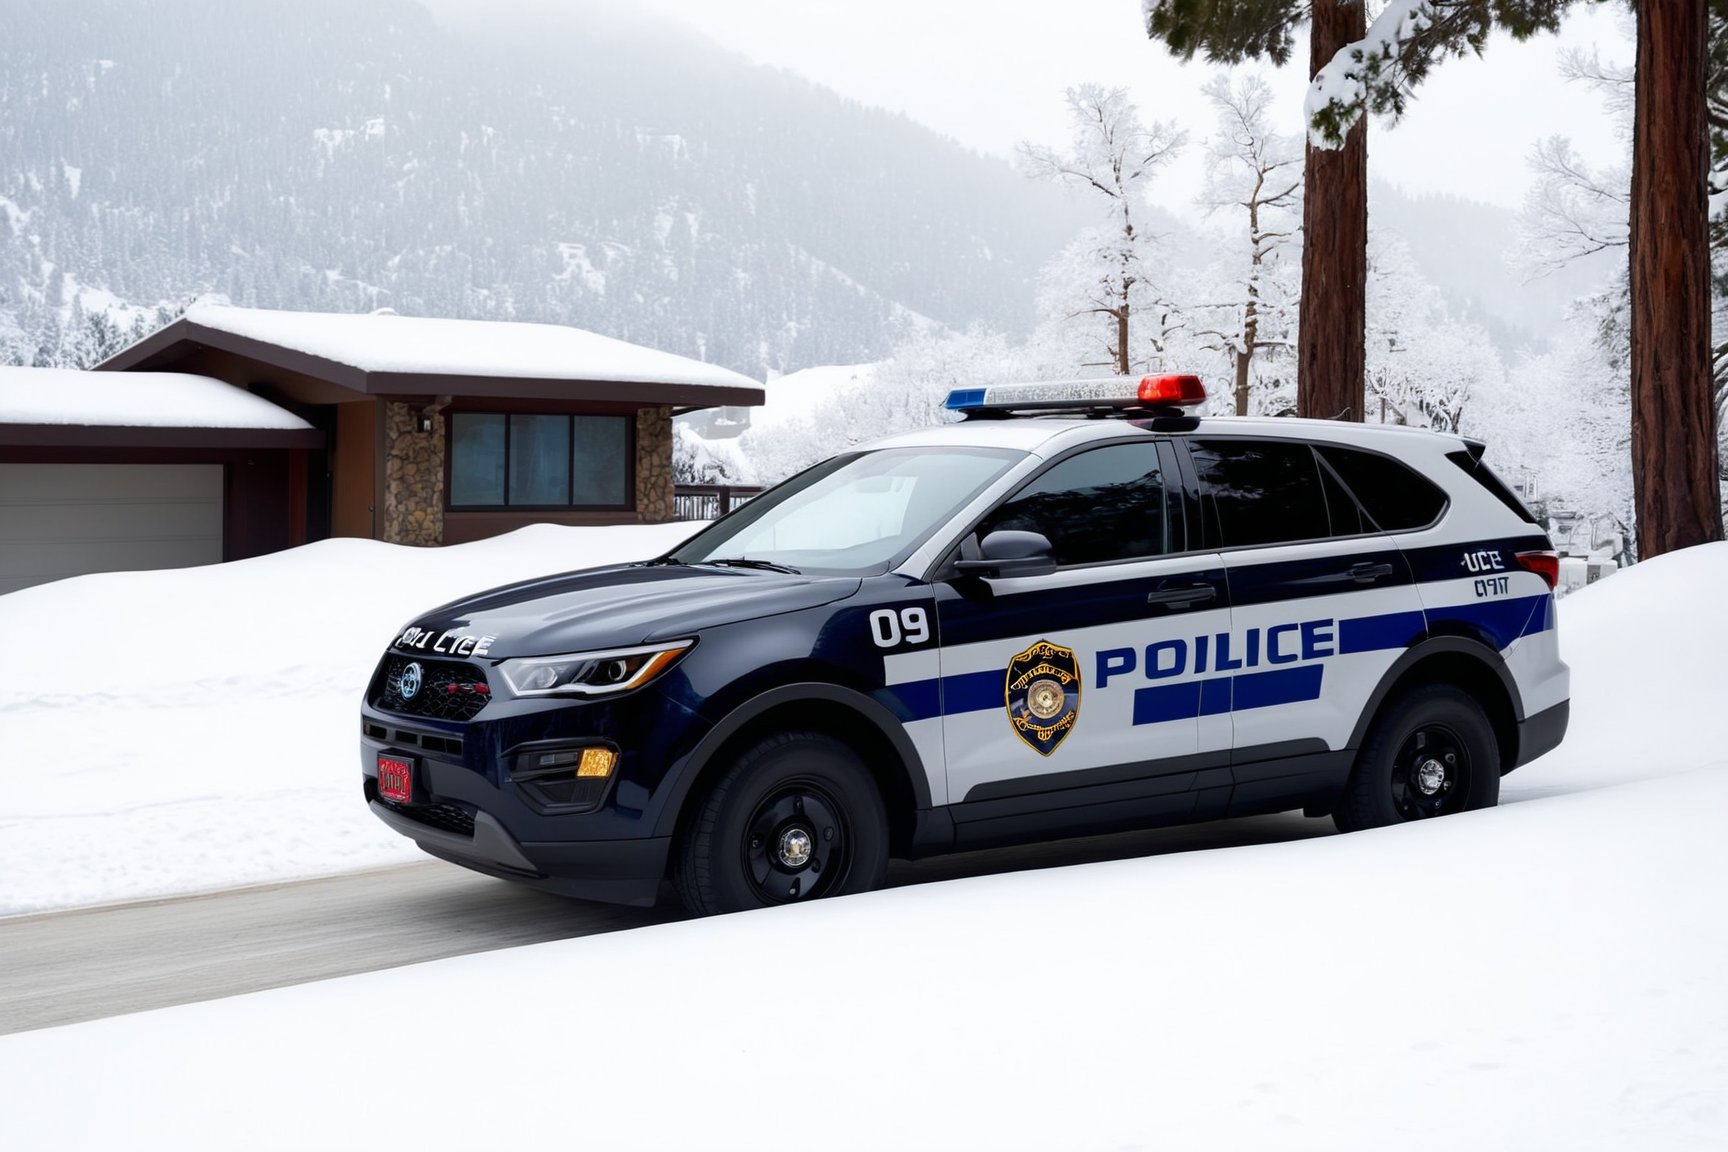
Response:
635,405,675,523
383,401,444,546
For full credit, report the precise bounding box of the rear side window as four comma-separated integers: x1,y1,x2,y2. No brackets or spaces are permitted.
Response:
1319,445,1449,531
977,442,1172,566
1446,451,1540,525
1190,439,1331,547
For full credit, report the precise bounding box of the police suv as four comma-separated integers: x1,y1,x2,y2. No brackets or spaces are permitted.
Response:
361,376,1569,915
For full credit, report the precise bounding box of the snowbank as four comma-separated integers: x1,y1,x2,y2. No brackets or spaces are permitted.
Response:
1,763,1723,1150
749,362,879,433
0,523,698,914
1502,541,1728,800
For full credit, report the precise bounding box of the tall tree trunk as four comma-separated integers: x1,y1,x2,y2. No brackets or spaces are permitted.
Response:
1238,297,1257,415
1630,0,1723,556
1240,198,1262,416
1298,0,1367,422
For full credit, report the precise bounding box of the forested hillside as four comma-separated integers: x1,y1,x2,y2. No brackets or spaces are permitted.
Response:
0,0,1085,374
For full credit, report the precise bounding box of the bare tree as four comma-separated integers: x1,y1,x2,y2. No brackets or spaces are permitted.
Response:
1019,85,1184,376
1195,73,1302,415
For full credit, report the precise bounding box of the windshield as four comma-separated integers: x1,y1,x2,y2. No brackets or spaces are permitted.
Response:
670,446,1024,575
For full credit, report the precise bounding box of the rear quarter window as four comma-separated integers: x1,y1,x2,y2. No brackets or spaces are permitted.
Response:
1445,451,1541,525
1318,445,1449,531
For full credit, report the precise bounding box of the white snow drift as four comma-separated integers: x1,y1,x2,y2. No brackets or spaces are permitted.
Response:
0,522,698,914
1,756,1724,1150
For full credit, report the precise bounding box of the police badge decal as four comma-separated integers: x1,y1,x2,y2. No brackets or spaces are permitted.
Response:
1005,639,1081,756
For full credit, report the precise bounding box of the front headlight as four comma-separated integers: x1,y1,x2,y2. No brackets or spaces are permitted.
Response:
496,640,695,698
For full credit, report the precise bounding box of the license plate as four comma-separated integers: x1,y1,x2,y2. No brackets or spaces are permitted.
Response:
377,753,414,804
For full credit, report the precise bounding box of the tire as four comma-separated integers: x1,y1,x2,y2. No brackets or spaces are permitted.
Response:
672,730,890,916
1333,684,1501,833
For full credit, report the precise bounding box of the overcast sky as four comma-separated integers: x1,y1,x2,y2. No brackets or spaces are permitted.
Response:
424,0,1632,216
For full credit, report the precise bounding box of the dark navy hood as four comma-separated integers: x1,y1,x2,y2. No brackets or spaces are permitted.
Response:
394,563,862,658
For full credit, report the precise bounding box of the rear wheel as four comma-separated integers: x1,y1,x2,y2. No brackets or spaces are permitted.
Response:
673,731,889,916
1334,684,1500,833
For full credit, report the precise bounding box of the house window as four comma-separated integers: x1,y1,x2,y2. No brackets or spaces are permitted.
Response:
449,413,629,508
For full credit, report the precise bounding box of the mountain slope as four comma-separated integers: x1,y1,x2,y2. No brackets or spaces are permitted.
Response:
0,0,1085,375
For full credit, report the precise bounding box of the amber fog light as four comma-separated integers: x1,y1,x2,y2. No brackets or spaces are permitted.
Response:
511,743,619,813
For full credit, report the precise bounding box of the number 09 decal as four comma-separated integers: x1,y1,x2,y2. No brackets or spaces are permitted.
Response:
870,607,931,648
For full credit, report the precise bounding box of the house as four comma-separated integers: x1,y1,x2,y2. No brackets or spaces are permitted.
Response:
0,304,763,594
97,302,764,547
0,366,322,595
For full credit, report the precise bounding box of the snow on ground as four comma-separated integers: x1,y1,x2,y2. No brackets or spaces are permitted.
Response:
1,766,1723,1149
0,366,313,428
0,523,698,915
1,546,1725,1146
1501,541,1728,801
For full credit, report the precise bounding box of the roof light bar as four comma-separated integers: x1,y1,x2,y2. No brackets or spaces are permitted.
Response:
943,375,1207,415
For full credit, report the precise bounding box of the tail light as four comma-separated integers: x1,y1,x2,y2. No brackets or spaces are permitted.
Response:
1516,551,1560,590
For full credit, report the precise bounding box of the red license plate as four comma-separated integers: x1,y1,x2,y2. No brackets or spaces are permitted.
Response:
377,754,414,804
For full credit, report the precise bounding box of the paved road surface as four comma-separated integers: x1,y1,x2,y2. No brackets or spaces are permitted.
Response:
0,813,1328,1036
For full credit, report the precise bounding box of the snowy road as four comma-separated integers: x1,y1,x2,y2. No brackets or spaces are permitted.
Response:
0,812,1328,1035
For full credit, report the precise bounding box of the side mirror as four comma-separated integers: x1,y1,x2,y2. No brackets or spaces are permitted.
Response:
954,530,1057,578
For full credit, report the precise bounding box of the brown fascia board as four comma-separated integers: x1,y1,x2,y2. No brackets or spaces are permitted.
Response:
96,320,373,393
366,372,765,408
99,321,766,410
0,424,326,450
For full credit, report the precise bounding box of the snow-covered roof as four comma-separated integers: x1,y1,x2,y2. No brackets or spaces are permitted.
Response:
0,366,313,430
178,302,759,393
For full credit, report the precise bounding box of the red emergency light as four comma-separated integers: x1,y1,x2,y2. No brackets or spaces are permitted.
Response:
1138,374,1207,407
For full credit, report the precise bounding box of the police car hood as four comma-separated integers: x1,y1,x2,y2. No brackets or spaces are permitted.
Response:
402,563,862,657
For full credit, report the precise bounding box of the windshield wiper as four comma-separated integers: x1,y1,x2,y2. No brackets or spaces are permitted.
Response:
698,557,802,574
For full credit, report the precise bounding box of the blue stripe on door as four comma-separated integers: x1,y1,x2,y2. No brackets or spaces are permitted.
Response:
1231,664,1324,710
1338,610,1427,654
1131,665,1324,726
881,668,1000,723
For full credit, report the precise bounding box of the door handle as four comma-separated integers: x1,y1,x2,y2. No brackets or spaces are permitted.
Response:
1350,562,1395,584
1147,582,1217,608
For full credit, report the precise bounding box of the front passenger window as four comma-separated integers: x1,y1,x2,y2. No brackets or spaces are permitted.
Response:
975,442,1172,566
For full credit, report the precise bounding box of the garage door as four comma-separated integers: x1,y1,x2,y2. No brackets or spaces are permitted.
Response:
0,464,224,596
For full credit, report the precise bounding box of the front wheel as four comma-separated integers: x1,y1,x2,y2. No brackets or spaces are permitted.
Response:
673,731,889,916
1334,684,1500,833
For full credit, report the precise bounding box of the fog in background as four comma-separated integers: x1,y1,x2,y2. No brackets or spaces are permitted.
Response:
417,0,1632,215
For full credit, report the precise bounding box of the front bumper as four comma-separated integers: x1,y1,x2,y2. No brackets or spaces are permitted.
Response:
368,797,670,905
361,699,692,906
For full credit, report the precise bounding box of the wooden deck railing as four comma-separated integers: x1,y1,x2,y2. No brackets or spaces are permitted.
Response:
673,485,763,521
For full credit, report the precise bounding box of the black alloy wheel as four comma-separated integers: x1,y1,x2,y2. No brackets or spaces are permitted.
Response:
1334,683,1500,832
674,730,889,916
1389,724,1472,820
741,778,853,904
